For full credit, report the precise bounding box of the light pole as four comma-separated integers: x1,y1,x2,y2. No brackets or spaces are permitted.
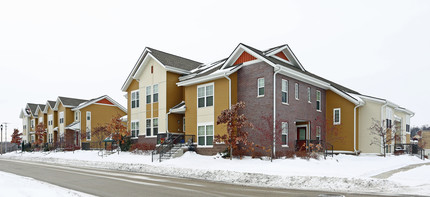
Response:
1,124,3,155
4,123,7,153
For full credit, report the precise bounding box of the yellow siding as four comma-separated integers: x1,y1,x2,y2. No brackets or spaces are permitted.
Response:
146,104,151,118
153,102,159,118
126,79,139,129
326,90,357,152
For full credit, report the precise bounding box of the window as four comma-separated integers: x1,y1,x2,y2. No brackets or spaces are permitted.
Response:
86,127,91,141
386,108,392,128
307,87,311,103
48,115,53,126
295,83,299,100
86,111,91,121
198,124,214,146
146,86,151,104
153,118,158,136
406,124,410,133
316,126,321,141
183,117,186,132
131,90,139,108
282,122,288,146
316,90,321,111
334,108,341,125
258,78,265,97
75,111,80,121
198,84,214,108
31,119,35,128
39,117,43,124
131,121,139,138
153,84,158,103
282,79,288,104
146,119,151,136
59,112,64,124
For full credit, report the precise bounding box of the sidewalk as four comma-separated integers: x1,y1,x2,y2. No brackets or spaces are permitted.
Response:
372,162,430,179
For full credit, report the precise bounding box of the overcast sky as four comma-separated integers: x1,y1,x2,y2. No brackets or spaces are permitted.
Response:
1,0,429,140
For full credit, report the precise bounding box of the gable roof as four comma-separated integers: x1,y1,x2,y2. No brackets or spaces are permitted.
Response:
54,96,88,110
26,103,40,117
35,104,46,115
71,95,126,113
43,100,57,113
121,47,202,92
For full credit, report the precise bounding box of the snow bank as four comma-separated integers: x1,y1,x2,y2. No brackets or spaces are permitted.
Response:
1,151,429,195
0,170,93,197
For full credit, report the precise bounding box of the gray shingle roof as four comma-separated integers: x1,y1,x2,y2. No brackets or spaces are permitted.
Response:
38,104,46,113
147,47,202,71
47,101,56,108
27,103,39,115
58,96,88,107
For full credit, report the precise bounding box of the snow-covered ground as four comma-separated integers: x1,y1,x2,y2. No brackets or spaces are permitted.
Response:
1,150,429,196
0,170,93,197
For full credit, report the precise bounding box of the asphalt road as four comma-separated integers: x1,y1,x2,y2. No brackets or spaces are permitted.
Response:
0,159,410,197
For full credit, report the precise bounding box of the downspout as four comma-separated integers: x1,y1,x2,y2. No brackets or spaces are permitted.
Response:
380,101,388,154
166,111,171,139
354,103,363,155
273,66,282,158
223,73,232,109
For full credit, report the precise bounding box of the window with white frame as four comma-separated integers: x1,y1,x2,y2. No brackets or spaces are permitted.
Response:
131,90,139,108
282,79,288,104
406,115,411,133
31,119,35,128
146,86,151,104
307,87,311,103
38,117,43,124
316,126,321,141
153,118,158,136
75,111,80,121
86,111,91,121
282,122,288,146
198,124,214,146
153,84,158,103
334,108,341,125
198,84,214,108
146,119,151,136
131,121,139,138
59,112,64,124
258,78,265,97
183,117,186,132
316,90,321,111
86,127,91,141
48,115,53,126
386,108,392,128
295,83,299,100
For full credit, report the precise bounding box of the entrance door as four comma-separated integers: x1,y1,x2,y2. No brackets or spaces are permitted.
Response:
296,127,307,150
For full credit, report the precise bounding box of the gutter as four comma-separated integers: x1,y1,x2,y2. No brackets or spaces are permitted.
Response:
223,73,232,109
166,111,172,139
273,66,282,158
380,101,389,154
354,102,363,154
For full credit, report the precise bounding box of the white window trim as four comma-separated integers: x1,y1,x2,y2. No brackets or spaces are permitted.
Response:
307,87,311,103
59,112,64,124
145,118,156,138
153,118,158,136
86,111,91,121
316,90,322,112
281,79,289,105
197,122,214,147
146,86,152,104
316,126,321,140
131,90,139,109
197,82,214,108
131,120,139,139
295,83,299,100
333,108,341,125
153,84,159,103
281,122,289,147
257,78,265,97
86,126,91,141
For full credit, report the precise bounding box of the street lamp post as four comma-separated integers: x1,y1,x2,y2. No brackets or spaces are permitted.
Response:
1,124,3,155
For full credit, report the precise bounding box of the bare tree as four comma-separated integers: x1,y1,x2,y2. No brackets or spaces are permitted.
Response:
369,118,399,157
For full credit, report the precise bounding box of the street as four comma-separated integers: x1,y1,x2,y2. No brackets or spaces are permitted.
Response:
0,159,408,197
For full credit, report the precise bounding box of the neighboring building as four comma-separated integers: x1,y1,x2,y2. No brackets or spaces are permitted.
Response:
43,100,58,146
419,130,430,157
121,47,202,146
68,95,127,149
35,104,48,144
53,96,88,147
19,103,43,144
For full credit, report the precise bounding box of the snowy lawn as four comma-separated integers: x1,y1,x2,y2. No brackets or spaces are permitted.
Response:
0,170,93,197
1,150,429,196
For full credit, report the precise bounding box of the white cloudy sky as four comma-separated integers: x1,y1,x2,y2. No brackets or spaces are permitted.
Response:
0,0,429,139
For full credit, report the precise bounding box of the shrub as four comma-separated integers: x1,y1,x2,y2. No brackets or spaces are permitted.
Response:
130,143,155,153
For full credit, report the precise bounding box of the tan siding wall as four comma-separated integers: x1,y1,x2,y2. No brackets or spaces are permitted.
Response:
80,104,126,146
166,72,184,133
326,90,357,152
146,104,151,118
126,79,139,129
184,77,231,142
153,102,159,117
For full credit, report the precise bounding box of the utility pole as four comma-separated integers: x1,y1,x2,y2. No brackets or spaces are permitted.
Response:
4,123,7,153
